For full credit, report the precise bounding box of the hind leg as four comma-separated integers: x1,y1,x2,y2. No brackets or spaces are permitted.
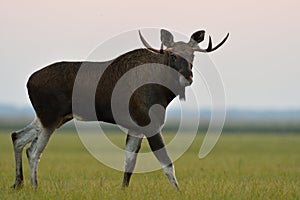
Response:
122,130,143,188
26,125,55,188
11,118,41,188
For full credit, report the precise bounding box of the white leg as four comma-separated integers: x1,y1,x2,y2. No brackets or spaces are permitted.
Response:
147,132,179,190
122,131,143,188
26,126,54,188
11,118,40,188
162,164,179,189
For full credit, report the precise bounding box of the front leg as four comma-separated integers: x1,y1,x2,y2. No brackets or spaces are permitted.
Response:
147,132,179,190
122,131,143,188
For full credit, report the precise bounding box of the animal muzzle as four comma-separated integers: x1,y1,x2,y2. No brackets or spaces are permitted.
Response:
179,75,193,86
179,69,193,86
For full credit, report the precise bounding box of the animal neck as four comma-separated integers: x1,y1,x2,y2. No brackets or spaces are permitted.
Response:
162,51,186,101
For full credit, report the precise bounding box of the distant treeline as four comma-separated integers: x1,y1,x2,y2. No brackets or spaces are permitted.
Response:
1,117,299,134
163,120,300,134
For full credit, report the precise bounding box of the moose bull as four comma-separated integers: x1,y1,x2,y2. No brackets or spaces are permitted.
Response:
11,29,228,189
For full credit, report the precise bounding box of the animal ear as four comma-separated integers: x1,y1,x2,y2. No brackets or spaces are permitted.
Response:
188,30,205,47
161,29,174,48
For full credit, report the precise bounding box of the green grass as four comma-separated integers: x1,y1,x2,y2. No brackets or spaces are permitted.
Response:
0,131,299,199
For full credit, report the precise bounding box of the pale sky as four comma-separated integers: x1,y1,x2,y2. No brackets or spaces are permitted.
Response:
0,0,299,109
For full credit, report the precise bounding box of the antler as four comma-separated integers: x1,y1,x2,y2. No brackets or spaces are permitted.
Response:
193,33,229,52
138,30,163,54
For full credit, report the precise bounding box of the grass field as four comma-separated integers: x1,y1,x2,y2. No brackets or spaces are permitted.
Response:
0,131,299,199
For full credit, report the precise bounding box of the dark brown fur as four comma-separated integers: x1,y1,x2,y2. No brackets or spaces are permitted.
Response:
27,49,184,131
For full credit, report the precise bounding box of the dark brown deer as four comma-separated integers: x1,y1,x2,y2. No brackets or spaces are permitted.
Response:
11,29,229,189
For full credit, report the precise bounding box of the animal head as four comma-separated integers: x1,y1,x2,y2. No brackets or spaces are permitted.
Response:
139,29,229,87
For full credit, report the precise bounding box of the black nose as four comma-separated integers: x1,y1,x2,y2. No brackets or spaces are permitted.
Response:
187,71,193,82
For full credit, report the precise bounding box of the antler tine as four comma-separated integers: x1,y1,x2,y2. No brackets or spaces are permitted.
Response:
138,30,163,54
208,33,229,52
207,36,212,51
193,33,229,53
138,30,153,49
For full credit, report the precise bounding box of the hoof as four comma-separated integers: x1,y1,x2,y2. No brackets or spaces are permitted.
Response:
31,184,38,189
121,183,129,189
172,180,180,191
31,178,38,189
12,181,23,189
174,183,180,191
